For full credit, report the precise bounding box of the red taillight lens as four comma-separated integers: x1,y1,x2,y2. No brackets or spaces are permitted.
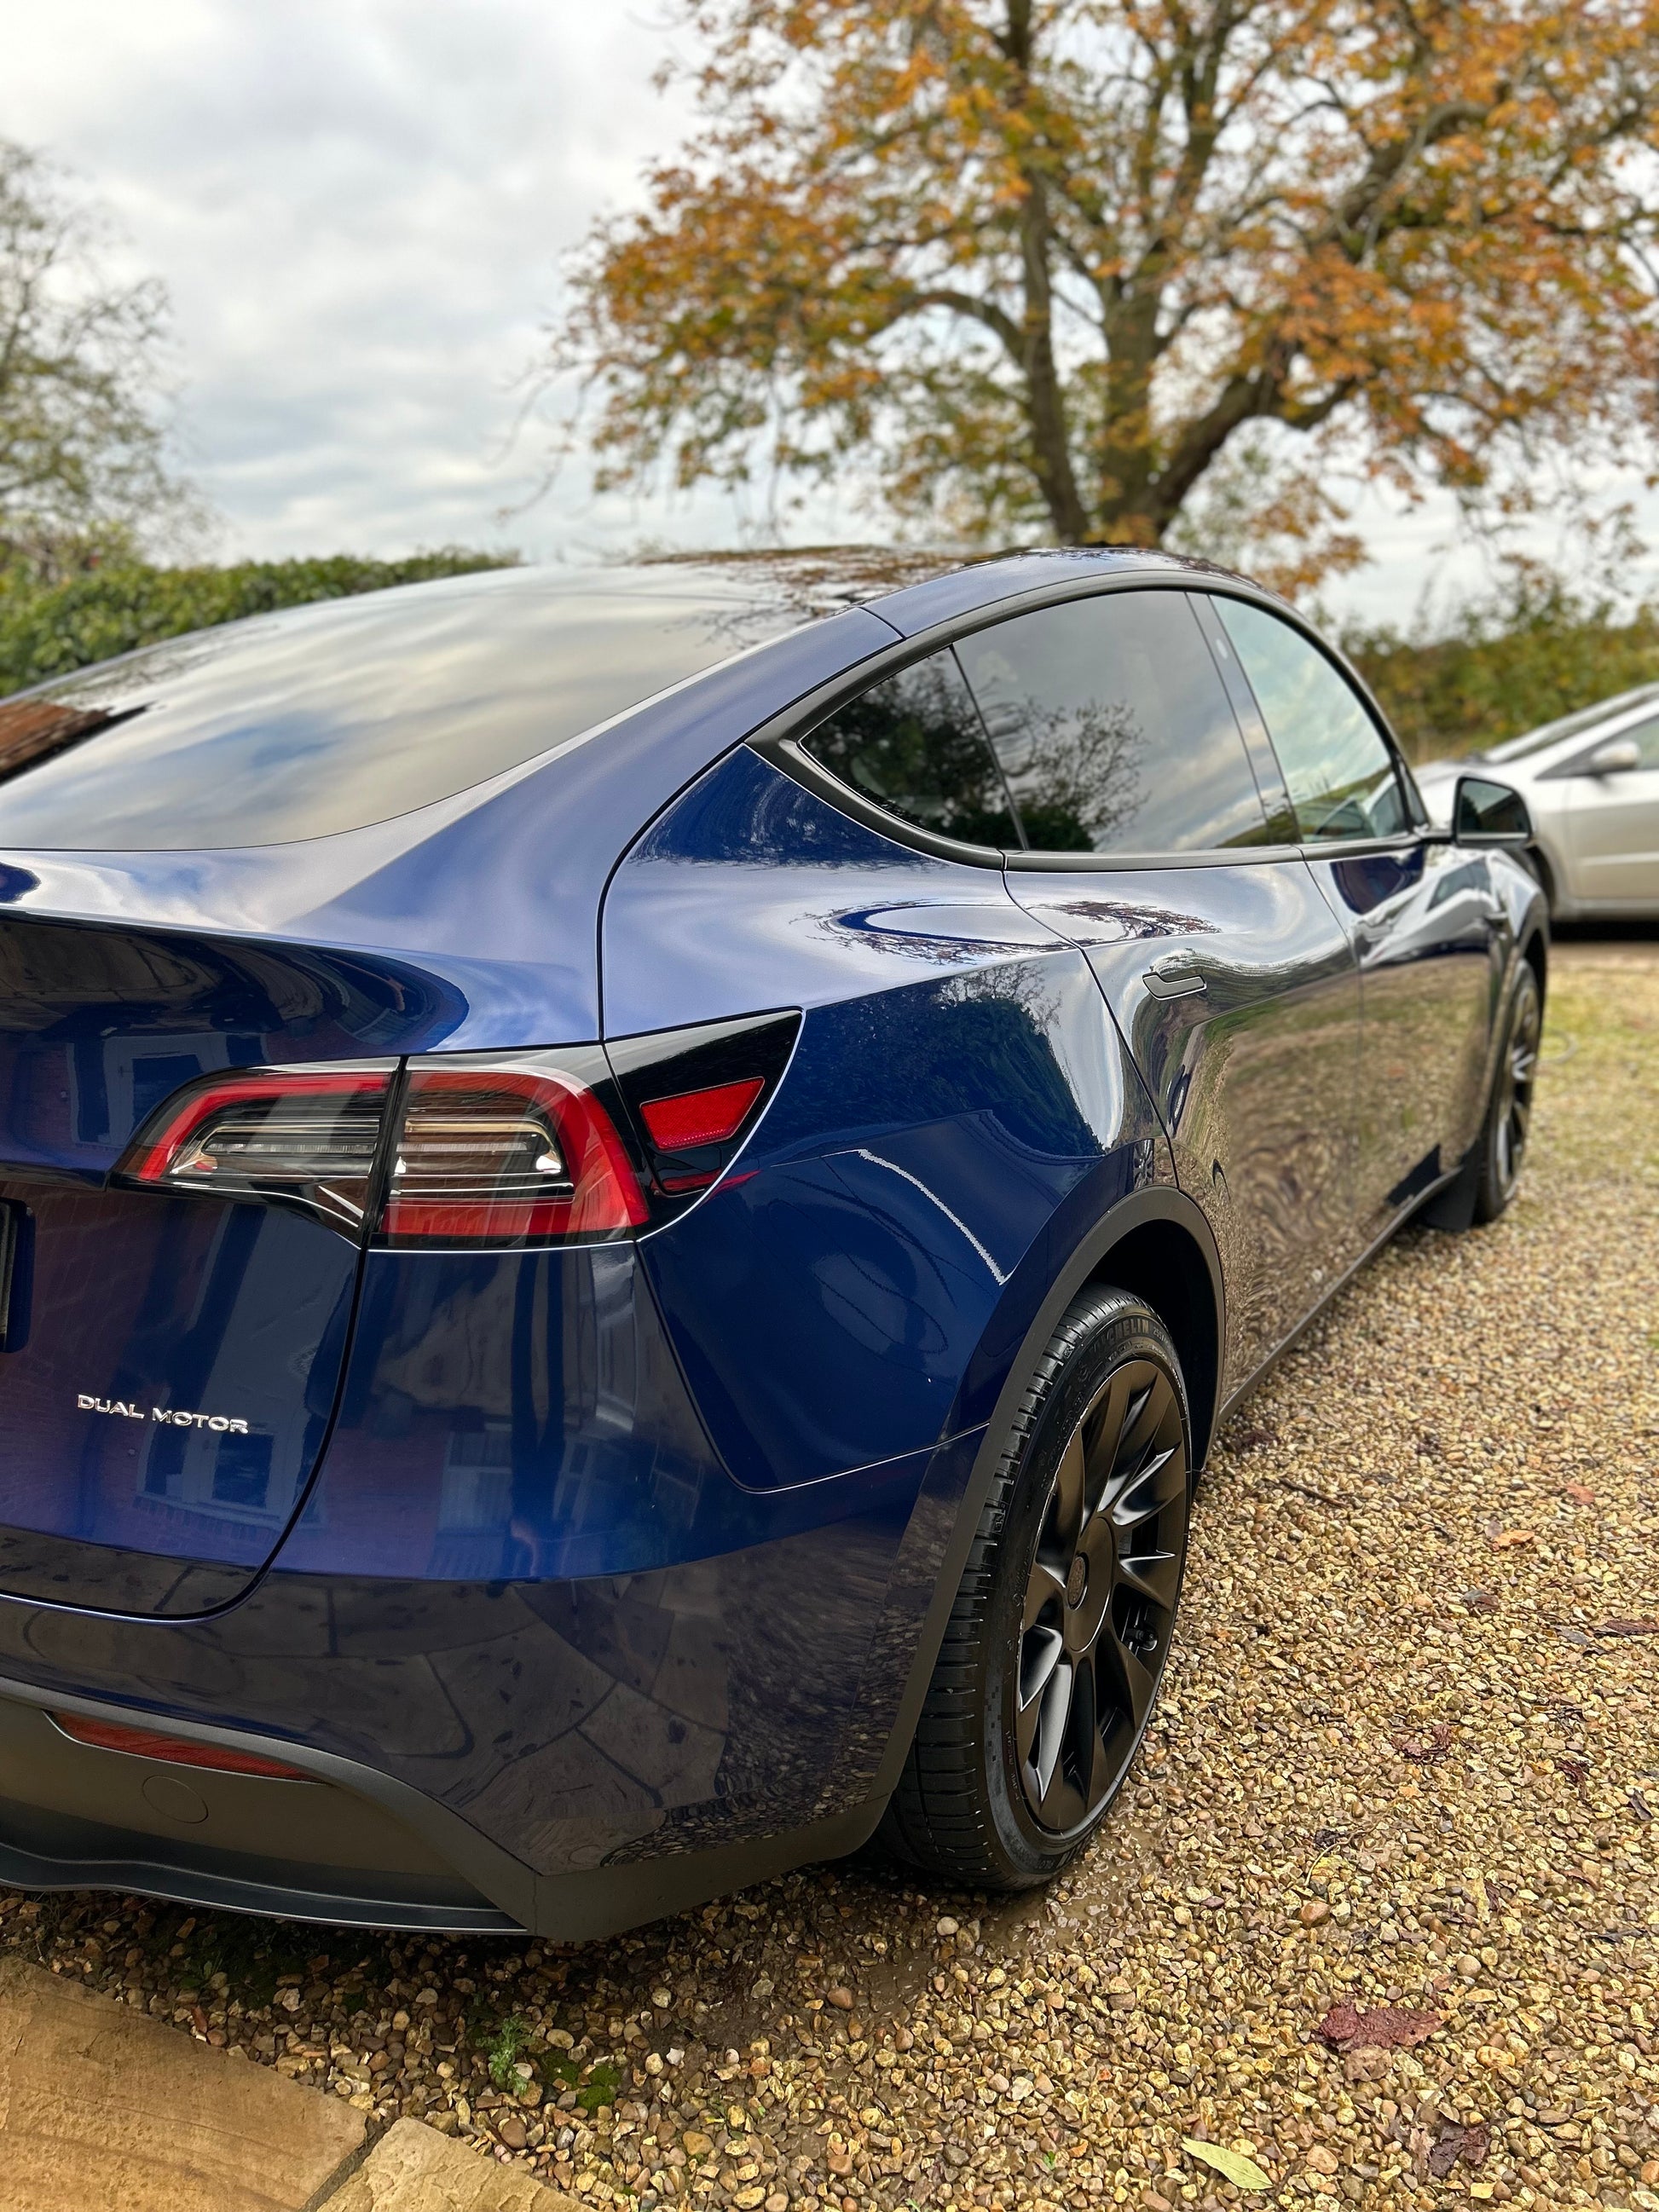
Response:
50,1712,310,1781
119,1067,393,1231
638,1077,766,1152
378,1061,648,1247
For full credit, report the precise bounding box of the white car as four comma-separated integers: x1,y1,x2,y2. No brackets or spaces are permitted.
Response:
1416,681,1659,918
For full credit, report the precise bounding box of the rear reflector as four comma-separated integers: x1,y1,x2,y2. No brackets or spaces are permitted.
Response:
120,1067,393,1232
379,1061,648,1247
50,1711,310,1780
638,1077,766,1152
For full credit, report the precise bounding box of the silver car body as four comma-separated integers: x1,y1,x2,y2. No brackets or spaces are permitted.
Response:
1416,682,1659,918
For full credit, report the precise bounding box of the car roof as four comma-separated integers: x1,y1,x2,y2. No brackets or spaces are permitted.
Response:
0,545,1262,857
1484,679,1659,765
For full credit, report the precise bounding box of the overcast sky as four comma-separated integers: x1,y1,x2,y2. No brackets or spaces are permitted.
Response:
3,3,1649,623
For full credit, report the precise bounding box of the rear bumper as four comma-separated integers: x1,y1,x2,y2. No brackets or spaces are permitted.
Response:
0,1675,886,1939
0,1424,980,1938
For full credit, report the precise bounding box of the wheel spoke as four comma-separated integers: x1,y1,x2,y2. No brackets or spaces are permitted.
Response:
1017,1629,1065,1764
1084,1707,1116,1811
1114,1545,1181,1610
1113,1372,1160,1462
1030,1659,1072,1803
1051,1429,1087,1552
1109,1441,1182,1533
1098,1620,1158,1729
1023,1559,1067,1633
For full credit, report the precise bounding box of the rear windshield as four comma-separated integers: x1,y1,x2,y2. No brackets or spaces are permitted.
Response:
0,565,805,851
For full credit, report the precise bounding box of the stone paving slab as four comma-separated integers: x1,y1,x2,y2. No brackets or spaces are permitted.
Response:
319,2118,581,2212
0,1955,365,2212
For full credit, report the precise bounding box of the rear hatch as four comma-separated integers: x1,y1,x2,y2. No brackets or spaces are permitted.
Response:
0,912,423,1617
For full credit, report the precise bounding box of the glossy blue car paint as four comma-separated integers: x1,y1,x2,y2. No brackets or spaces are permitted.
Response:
0,553,1547,1937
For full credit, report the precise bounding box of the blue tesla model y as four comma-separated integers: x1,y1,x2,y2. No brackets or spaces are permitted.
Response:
0,549,1542,1937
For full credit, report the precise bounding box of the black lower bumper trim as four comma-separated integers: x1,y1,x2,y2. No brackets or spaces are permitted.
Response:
0,1830,518,1932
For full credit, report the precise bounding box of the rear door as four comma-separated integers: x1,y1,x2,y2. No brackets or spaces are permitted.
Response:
1207,596,1498,1237
960,586,1362,1394
0,916,427,1615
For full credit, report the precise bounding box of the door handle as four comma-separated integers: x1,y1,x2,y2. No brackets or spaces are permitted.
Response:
1143,959,1206,1000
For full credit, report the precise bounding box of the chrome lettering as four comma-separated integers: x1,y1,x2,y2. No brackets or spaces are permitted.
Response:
78,1395,252,1435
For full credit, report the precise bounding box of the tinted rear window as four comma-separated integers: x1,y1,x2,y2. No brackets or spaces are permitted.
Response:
954,590,1270,853
0,566,805,851
801,649,1021,848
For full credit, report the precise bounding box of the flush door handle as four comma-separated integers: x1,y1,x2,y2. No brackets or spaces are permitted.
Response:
1143,956,1206,1000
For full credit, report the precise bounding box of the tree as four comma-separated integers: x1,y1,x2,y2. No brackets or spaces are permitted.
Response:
0,141,189,548
558,2,1659,586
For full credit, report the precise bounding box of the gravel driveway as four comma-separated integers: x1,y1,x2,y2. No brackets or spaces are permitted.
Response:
3,940,1655,2212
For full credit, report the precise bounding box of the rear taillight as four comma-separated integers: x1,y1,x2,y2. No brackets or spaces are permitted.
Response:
119,1066,394,1231
115,1014,800,1245
379,1057,648,1247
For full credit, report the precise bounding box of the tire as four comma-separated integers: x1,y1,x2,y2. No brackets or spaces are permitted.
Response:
1471,959,1542,1223
1524,846,1558,919
880,1288,1190,1891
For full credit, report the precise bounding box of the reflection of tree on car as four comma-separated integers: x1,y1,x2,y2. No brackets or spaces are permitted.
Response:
804,652,1020,849
990,696,1143,853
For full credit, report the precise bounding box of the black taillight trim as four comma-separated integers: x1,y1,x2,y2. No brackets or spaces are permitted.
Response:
605,1010,800,1212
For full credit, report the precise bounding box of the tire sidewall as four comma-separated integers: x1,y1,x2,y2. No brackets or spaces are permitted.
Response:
1476,961,1540,1222
976,1295,1190,1880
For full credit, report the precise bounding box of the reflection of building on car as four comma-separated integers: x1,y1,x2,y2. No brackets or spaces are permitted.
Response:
1416,682,1659,919
0,549,1544,1940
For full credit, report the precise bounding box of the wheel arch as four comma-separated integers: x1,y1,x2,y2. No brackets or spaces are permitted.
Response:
1080,1210,1223,1473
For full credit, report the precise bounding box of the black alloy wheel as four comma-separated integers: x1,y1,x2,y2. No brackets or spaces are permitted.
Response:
1475,962,1541,1223
1015,1354,1185,1834
880,1287,1190,1889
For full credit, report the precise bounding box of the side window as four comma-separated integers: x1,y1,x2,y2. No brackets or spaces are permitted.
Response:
1213,599,1409,842
800,649,1020,850
953,591,1270,855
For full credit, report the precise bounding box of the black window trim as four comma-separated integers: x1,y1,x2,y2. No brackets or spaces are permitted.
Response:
750,571,1424,871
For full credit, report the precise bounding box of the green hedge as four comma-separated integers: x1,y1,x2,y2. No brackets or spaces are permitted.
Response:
6,539,1656,770
0,547,517,698
1350,609,1659,763
1343,560,1659,764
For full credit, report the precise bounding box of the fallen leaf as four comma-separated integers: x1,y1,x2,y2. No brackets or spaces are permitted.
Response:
1555,1625,1592,1649
1630,1788,1653,1822
1562,1482,1596,1505
1558,1757,1590,1789
1488,1528,1536,1550
1181,2139,1271,2192
1590,1618,1659,1638
1316,2001,1441,2051
1428,2121,1491,2177
1394,1722,1454,1764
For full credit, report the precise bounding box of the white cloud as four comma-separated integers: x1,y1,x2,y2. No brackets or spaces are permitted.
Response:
4,4,1656,621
